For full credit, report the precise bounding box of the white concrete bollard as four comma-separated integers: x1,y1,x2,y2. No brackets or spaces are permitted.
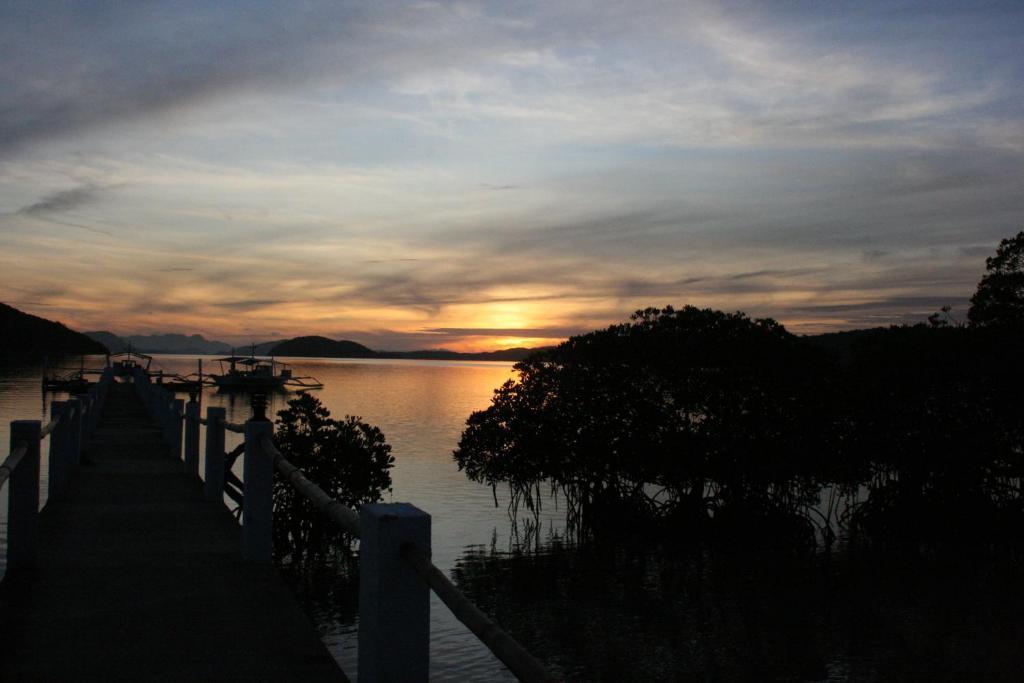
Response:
8,420,42,570
204,407,227,502
184,399,200,476
48,401,68,500
66,398,82,466
170,398,184,460
242,418,274,563
358,503,432,683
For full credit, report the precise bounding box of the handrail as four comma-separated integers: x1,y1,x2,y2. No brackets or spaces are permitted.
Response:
261,434,361,536
402,543,557,683
0,442,29,490
223,420,245,433
40,412,62,438
256,432,554,682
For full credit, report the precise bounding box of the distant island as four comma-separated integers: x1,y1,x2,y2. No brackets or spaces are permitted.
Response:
0,303,107,358
0,308,547,362
84,331,235,355
262,335,551,362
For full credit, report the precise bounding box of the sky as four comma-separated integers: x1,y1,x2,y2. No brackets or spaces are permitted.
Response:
1,1,1022,351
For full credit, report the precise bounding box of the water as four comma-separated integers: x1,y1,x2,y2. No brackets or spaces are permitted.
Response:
3,356,1024,681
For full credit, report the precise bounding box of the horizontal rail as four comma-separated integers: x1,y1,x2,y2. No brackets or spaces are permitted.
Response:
224,420,245,433
260,434,361,536
401,544,556,683
40,412,62,438
0,442,29,490
224,479,245,507
256,432,555,681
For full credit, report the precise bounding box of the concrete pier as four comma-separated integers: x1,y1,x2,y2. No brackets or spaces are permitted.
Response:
0,383,346,681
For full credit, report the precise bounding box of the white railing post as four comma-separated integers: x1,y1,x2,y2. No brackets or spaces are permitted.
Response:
358,502,432,682
88,392,96,434
66,397,82,466
84,389,93,436
8,420,42,571
74,394,90,450
158,388,169,437
184,397,200,475
48,401,68,499
242,400,274,563
88,386,100,434
169,398,184,460
204,407,226,502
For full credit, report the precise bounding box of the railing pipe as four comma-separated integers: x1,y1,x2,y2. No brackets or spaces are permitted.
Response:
183,398,200,475
203,407,226,502
402,543,557,682
8,421,42,570
0,444,27,491
223,420,245,434
265,435,360,536
242,416,274,562
258,434,556,681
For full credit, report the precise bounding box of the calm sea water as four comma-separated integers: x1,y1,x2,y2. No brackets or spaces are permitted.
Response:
3,356,1024,681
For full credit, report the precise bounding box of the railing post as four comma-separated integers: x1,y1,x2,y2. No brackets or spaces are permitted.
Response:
358,502,432,682
204,407,226,502
66,397,82,466
86,391,95,436
242,406,274,563
8,420,42,570
169,398,184,460
158,388,169,436
88,386,100,434
48,401,68,499
183,397,200,475
74,394,89,450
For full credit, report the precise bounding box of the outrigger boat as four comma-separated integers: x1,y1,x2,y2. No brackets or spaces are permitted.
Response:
108,348,153,376
208,348,323,392
42,352,133,392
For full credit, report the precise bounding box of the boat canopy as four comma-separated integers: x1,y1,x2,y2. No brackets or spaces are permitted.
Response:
109,350,153,361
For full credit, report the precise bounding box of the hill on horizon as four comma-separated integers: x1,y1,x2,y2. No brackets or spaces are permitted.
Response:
0,303,108,358
85,331,234,355
266,334,549,361
270,336,378,358
75,328,550,362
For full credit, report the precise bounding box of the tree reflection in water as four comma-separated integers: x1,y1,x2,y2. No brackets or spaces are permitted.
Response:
452,533,1024,681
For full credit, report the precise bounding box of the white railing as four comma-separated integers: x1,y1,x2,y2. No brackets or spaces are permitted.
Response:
2,367,113,571
130,367,556,682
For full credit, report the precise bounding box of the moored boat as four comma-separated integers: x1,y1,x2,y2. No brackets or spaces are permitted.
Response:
208,349,323,391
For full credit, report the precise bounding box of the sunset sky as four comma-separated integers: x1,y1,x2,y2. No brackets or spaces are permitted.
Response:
1,1,1022,351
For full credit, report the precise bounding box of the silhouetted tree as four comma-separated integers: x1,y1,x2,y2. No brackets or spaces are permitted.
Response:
968,230,1024,330
456,303,1024,549
455,306,836,544
272,393,394,563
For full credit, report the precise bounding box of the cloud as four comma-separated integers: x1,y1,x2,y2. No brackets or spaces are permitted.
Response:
2,2,1020,159
0,2,1021,346
17,186,99,215
423,326,585,338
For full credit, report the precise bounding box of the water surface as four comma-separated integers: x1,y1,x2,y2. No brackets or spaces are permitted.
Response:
3,356,1024,681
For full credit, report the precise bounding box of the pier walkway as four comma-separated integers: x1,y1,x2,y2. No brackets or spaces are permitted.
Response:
0,383,346,681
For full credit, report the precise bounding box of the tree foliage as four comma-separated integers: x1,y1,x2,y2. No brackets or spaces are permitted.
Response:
272,393,394,563
968,230,1024,330
455,304,1024,549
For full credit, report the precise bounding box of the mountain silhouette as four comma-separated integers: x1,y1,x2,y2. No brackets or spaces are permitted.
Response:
0,303,107,358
